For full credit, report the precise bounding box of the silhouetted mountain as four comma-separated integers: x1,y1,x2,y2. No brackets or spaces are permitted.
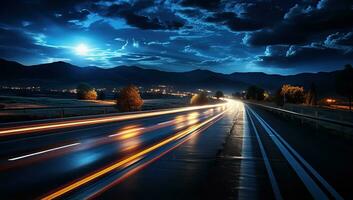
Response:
0,58,340,95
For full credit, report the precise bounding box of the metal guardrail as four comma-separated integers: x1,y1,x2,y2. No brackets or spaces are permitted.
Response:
0,105,115,111
247,102,353,128
0,105,118,124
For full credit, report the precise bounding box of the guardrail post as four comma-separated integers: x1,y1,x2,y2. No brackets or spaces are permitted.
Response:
315,111,318,129
61,108,65,118
301,109,304,125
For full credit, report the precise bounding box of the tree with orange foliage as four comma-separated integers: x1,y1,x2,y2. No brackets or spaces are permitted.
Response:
76,83,97,100
117,85,143,112
281,84,305,104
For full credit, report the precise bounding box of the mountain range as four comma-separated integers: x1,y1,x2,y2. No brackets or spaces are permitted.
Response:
0,58,340,96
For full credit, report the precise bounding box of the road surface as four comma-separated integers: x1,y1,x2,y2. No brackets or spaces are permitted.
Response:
0,100,352,199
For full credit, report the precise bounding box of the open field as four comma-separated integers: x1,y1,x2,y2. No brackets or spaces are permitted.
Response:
0,96,192,123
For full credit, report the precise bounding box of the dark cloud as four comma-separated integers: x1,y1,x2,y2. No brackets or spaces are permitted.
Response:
245,0,353,46
180,0,222,11
0,27,67,63
206,12,264,31
96,2,184,30
204,2,284,31
0,1,93,29
257,44,353,69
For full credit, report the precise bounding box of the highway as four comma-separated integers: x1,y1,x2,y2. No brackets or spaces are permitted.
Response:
0,100,352,199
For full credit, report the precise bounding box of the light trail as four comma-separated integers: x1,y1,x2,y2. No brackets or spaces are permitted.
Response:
108,127,145,138
0,103,227,137
87,118,218,200
8,143,80,161
41,109,227,200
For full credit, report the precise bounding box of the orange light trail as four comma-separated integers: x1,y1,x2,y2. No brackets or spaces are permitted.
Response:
0,103,226,137
87,120,216,200
41,109,227,200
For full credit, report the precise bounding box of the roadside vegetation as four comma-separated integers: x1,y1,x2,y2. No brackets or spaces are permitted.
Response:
190,92,209,105
76,83,97,100
215,91,224,99
237,63,353,112
116,85,144,112
335,64,353,111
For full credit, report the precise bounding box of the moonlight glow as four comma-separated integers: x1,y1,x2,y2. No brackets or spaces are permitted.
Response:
75,44,89,56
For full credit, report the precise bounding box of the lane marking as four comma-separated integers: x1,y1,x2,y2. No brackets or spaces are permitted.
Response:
41,110,227,200
253,110,344,200
247,110,283,200
238,103,258,200
157,120,173,125
8,143,81,161
247,106,329,200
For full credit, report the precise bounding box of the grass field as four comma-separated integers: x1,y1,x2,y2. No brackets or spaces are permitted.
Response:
0,96,191,123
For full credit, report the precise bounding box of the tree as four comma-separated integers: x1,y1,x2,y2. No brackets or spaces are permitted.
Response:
117,85,143,112
281,84,305,104
190,92,209,105
97,91,106,100
76,83,97,100
336,64,353,111
85,90,98,100
215,90,224,99
274,88,284,106
246,85,265,100
305,83,317,106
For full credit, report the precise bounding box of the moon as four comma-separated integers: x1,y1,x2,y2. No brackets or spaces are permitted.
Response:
75,43,89,55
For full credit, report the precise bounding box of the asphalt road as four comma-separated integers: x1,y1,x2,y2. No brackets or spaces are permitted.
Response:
0,100,352,200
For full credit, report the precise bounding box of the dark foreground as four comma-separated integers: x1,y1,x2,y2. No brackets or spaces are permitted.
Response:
0,100,352,199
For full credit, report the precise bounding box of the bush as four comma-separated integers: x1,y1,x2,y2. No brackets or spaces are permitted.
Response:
215,90,224,99
281,84,305,104
305,83,317,105
85,90,98,100
117,85,143,112
97,91,106,100
77,83,97,100
190,92,209,105
274,88,284,106
246,85,265,100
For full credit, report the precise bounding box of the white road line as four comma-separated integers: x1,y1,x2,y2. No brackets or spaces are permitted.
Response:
238,103,257,200
247,106,329,200
253,110,344,200
247,110,283,200
157,120,173,125
8,142,80,161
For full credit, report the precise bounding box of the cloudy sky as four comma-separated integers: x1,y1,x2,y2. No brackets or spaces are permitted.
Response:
1,0,353,74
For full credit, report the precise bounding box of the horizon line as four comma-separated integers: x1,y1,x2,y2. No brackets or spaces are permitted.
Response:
0,57,339,76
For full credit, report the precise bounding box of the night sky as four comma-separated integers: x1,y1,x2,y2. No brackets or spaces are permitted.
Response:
1,0,353,74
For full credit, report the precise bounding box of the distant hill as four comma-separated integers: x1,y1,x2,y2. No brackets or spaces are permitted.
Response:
0,58,341,96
